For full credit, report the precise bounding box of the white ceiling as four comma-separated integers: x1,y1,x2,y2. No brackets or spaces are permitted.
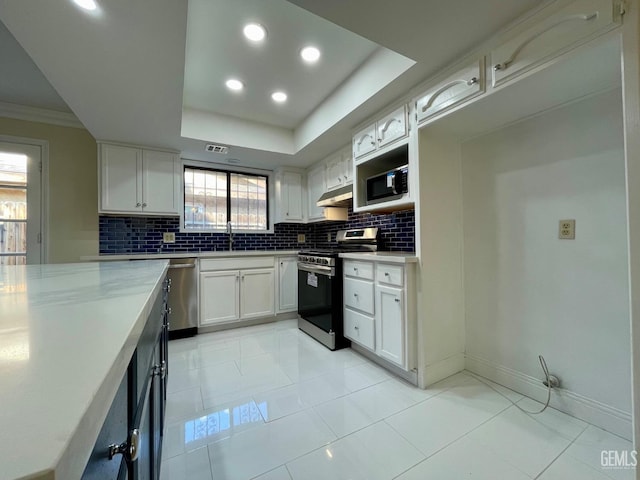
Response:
184,0,379,130
0,0,542,169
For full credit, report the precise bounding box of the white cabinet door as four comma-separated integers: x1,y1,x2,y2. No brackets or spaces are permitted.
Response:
325,154,344,191
142,149,179,215
100,144,141,213
416,58,484,123
353,123,377,159
491,0,616,87
200,271,240,325
376,105,407,149
342,148,353,186
283,171,304,222
376,285,404,367
307,165,326,221
240,268,275,319
277,257,298,313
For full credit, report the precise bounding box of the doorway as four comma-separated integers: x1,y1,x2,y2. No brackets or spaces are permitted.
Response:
0,140,44,265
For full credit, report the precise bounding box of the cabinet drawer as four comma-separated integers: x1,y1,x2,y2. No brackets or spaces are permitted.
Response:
491,0,617,87
344,277,374,314
200,256,274,271
376,264,404,287
344,308,375,350
344,260,374,280
416,58,484,123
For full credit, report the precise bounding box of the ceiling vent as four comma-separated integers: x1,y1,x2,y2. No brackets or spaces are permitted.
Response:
205,144,229,154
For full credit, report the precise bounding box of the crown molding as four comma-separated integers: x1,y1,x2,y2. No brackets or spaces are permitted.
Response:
0,101,84,129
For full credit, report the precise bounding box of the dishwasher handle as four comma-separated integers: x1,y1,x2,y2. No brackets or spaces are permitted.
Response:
168,263,196,269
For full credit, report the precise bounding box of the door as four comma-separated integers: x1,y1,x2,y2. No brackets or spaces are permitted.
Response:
142,150,178,214
240,268,275,319
277,257,298,312
325,154,344,191
307,166,325,221
376,285,404,367
376,106,407,149
353,123,377,159
0,141,42,265
282,171,304,221
200,271,240,325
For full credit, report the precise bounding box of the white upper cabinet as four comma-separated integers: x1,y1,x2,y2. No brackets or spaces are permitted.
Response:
377,106,408,149
325,146,353,192
99,143,179,216
274,168,305,223
353,106,408,162
307,164,326,221
491,0,617,87
353,124,377,160
416,58,485,124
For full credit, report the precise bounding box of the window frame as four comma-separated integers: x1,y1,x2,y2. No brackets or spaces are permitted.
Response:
180,159,274,234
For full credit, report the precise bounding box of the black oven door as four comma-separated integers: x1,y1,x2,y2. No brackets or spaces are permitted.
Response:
297,263,338,334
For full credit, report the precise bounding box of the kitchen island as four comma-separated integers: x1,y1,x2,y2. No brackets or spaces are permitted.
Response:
0,260,169,480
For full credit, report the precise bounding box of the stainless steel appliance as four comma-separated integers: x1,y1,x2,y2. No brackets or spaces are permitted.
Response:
297,228,379,350
167,258,198,339
366,164,409,205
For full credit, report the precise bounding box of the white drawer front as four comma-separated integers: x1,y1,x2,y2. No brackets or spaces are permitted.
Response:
376,264,404,287
344,308,375,350
200,256,274,271
344,260,374,280
491,0,616,87
416,58,484,124
344,277,374,315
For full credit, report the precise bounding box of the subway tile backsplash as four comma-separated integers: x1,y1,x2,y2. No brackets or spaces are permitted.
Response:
99,208,414,254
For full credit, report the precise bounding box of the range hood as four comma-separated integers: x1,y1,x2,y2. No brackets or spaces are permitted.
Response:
317,184,353,207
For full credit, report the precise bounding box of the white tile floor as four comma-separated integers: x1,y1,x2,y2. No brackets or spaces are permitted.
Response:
160,320,636,480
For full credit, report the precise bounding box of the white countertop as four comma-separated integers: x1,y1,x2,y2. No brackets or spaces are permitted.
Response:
0,260,169,480
82,250,300,261
339,252,419,263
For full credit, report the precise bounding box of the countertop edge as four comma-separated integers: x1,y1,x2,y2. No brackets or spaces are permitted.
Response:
338,252,418,264
81,251,300,261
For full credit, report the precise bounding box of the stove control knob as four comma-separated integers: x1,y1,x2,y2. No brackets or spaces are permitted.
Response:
322,259,329,265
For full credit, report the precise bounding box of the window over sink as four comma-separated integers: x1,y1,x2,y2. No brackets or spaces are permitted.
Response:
183,166,269,232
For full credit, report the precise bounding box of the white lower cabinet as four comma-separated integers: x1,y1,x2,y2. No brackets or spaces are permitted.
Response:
277,256,298,313
343,259,415,370
199,257,275,326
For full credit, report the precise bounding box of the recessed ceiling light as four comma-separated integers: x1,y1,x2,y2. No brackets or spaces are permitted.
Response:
243,23,266,42
72,0,97,10
225,79,244,91
271,91,287,103
300,46,321,63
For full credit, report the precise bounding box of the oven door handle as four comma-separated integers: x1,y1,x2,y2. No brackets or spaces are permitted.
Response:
297,263,334,277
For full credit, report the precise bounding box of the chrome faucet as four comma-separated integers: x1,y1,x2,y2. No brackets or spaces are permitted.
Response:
226,221,234,251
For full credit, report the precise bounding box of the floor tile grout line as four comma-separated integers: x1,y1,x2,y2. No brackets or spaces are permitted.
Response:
532,423,589,479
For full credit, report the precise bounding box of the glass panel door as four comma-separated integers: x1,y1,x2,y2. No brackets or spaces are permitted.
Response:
0,142,42,265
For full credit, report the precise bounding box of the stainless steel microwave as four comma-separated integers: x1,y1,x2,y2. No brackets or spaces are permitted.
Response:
366,165,409,205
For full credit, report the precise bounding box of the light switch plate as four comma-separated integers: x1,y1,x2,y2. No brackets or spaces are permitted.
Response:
163,232,176,243
559,219,575,240
297,233,306,243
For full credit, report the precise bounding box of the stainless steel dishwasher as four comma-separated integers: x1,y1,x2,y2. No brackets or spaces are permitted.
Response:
167,258,198,339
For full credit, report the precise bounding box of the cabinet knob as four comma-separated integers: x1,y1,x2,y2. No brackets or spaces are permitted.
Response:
354,325,359,330
136,202,141,207
142,202,147,207
384,272,390,276
467,76,478,85
353,293,358,297
108,428,140,462
395,298,400,303
493,63,503,71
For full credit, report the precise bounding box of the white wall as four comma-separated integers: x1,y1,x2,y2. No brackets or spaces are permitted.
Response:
462,89,631,419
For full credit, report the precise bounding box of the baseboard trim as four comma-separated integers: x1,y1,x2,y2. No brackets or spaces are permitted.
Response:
465,354,632,440
419,353,466,388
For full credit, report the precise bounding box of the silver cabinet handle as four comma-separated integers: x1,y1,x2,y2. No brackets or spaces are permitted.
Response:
493,64,503,71
384,272,390,276
353,293,358,297
142,203,147,207
136,202,141,207
467,76,478,85
354,325,359,330
395,298,400,303
108,428,140,462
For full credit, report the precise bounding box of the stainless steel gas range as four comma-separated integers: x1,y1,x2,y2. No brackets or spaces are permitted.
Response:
297,228,379,350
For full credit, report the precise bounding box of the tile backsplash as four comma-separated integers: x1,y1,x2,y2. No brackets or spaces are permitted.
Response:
99,208,414,254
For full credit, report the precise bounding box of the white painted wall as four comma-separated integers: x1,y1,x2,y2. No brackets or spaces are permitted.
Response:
462,89,631,415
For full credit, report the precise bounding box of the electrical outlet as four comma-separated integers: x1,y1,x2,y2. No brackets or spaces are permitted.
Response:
297,233,306,243
558,219,575,240
163,232,176,243
327,232,332,242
